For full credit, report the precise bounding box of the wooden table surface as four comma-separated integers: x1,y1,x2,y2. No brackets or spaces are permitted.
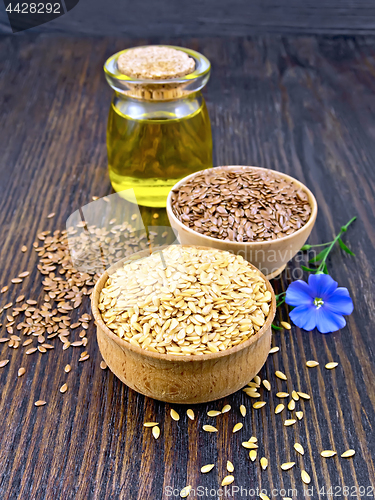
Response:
0,35,374,500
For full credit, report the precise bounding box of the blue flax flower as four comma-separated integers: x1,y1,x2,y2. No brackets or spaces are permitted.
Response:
285,274,353,334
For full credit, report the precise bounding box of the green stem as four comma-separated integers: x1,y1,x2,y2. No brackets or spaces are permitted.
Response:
276,297,286,308
315,216,356,274
306,242,332,248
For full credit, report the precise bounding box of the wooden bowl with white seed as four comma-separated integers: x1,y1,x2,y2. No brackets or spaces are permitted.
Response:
91,245,276,404
166,166,318,279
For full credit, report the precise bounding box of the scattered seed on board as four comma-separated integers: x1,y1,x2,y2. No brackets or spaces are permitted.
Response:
247,381,260,388
47,212,55,219
269,346,279,354
284,419,297,427
297,392,310,400
201,464,215,473
275,404,285,414
1,286,8,293
288,400,295,411
21,245,27,252
263,380,271,391
306,360,319,368
243,389,261,398
18,367,26,377
321,450,336,458
0,360,9,368
260,457,268,470
18,271,29,278
240,405,246,417
301,470,311,484
276,392,289,398
281,462,295,471
248,436,257,443
259,494,270,500
281,321,291,330
221,404,231,413
249,450,257,462
186,409,195,420
144,422,159,427
275,371,287,381
233,423,243,433
60,383,68,393
180,485,191,498
0,338,9,343
296,411,304,420
242,442,258,449
100,361,107,370
325,362,339,370
203,425,218,433
227,461,234,472
26,347,37,355
221,475,234,486
64,364,71,373
253,402,267,409
79,354,90,362
35,400,46,407
170,409,180,421
294,443,304,455
207,410,221,417
292,390,299,401
152,426,160,439
253,375,261,385
341,449,355,458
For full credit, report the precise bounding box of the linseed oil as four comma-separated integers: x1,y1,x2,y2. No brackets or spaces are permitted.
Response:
107,94,212,207
104,45,213,207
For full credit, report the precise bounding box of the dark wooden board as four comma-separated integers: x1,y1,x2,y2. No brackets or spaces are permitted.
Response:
4,1,375,36
0,35,374,500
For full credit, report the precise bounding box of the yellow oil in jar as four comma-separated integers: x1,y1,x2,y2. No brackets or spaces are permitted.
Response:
107,92,212,207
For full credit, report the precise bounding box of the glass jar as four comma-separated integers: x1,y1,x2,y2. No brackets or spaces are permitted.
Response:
104,46,213,208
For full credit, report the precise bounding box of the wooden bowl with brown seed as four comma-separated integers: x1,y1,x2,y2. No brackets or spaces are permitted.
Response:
91,246,276,404
166,166,318,279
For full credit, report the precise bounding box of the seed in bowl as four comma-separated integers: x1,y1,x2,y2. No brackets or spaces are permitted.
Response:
98,246,272,356
171,167,312,242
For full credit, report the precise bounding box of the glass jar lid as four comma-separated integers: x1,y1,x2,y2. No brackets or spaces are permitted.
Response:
104,45,211,101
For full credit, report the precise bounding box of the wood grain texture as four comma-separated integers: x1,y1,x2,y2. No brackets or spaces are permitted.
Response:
0,35,374,499
3,1,375,36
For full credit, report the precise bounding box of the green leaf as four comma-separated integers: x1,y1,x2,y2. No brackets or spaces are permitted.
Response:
300,244,311,251
338,238,355,256
272,324,283,330
309,246,330,263
323,263,329,274
301,265,317,272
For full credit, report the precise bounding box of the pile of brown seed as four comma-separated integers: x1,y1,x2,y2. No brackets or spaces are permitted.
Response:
67,219,150,275
171,168,312,242
99,246,272,355
0,217,151,375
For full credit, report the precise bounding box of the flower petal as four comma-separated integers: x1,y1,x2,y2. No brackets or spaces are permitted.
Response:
315,308,346,334
325,288,354,316
290,305,317,331
308,274,338,299
285,280,314,307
